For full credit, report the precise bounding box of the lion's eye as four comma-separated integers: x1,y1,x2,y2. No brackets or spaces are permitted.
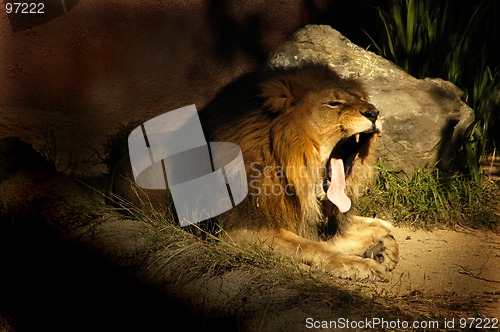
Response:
326,101,343,109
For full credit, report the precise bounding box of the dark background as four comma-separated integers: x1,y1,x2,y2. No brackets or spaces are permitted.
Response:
0,1,498,330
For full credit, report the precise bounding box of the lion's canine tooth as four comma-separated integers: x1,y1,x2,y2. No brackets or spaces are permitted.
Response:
355,134,360,143
373,133,378,142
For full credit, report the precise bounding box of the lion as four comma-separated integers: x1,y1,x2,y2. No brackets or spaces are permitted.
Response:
107,63,399,281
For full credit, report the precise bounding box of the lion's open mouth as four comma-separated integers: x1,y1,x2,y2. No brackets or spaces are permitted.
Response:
323,131,378,213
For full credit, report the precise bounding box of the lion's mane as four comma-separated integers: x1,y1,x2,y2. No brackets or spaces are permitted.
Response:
200,64,376,240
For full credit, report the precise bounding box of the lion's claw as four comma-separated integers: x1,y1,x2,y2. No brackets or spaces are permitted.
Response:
364,235,399,271
328,255,388,282
363,241,385,262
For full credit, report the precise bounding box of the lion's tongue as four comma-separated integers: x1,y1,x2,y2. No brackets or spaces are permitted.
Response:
327,158,352,213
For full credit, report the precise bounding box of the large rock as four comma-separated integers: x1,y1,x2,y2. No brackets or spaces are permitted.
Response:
268,25,474,176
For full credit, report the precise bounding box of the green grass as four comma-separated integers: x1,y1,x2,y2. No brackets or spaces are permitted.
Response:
356,163,500,229
364,0,500,183
359,0,500,229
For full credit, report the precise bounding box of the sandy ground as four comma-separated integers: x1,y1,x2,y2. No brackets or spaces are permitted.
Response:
373,226,500,318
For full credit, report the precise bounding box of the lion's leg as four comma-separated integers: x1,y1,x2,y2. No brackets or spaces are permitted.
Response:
225,228,386,281
329,216,399,271
352,215,394,231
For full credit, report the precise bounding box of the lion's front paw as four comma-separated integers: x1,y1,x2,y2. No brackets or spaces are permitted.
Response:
363,235,399,271
328,255,387,281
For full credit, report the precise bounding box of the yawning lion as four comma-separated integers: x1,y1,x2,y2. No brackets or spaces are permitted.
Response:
107,64,399,281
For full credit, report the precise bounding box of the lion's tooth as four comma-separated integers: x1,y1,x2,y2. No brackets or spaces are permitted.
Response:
373,133,378,142
355,134,360,143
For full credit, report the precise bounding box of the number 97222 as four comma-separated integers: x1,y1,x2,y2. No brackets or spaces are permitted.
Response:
5,2,45,14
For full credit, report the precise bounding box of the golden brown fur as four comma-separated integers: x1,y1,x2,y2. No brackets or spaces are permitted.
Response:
107,64,399,280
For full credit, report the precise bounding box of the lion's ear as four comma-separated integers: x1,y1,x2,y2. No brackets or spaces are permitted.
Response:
260,77,296,113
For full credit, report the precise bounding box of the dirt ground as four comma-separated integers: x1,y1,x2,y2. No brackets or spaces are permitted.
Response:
367,226,500,318
360,157,500,319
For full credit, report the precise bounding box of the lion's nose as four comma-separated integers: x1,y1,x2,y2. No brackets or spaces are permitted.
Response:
360,106,379,123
